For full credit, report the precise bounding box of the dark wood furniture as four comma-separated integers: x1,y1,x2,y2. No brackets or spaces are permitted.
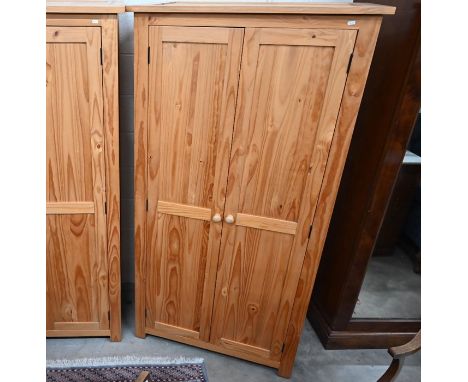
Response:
307,0,421,349
377,331,421,382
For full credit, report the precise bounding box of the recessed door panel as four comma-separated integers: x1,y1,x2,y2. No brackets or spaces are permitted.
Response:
146,26,244,341
46,214,97,322
46,26,108,334
211,27,357,361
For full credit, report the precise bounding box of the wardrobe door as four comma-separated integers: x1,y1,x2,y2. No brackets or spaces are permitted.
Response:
211,28,357,362
46,27,109,336
145,26,243,341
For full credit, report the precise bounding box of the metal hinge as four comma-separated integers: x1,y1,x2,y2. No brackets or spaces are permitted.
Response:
100,47,103,65
281,343,286,353
146,199,149,211
108,311,111,321
308,225,313,239
148,46,150,64
104,201,107,215
346,53,353,74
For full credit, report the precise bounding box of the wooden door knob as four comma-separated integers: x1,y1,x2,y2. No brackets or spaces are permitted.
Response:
212,213,222,223
225,214,235,224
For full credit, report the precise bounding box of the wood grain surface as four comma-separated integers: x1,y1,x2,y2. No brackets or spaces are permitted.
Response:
146,13,375,30
210,27,356,363
46,25,110,335
235,213,297,235
144,26,244,342
132,12,386,375
101,15,122,342
53,321,101,330
46,329,111,337
46,202,95,214
127,2,395,15
134,13,150,338
278,17,382,377
46,15,122,341
157,201,212,221
46,1,125,14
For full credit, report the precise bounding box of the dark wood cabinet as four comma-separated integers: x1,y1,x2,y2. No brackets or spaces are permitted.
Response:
307,0,421,349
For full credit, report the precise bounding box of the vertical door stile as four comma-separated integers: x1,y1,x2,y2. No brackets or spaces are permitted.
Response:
87,27,109,330
146,25,164,331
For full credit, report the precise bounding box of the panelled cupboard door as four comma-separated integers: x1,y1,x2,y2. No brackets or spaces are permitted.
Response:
210,28,357,362
145,26,244,342
46,26,109,335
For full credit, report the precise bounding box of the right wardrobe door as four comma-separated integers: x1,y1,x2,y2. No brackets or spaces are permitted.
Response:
210,28,357,363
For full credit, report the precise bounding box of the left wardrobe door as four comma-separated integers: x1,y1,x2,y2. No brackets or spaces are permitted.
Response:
46,26,109,337
144,26,244,342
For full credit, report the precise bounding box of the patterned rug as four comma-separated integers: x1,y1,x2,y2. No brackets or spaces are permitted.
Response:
46,356,208,382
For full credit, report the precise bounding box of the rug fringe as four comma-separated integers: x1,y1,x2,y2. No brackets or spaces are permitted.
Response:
46,355,205,368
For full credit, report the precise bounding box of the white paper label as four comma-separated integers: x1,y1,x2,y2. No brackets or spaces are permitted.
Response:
91,19,99,24
347,20,357,26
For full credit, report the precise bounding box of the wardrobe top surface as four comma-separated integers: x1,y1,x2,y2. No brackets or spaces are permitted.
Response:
46,1,125,14
126,2,396,15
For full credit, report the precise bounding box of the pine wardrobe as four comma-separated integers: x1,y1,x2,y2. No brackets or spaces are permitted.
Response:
46,1,124,341
131,2,395,377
